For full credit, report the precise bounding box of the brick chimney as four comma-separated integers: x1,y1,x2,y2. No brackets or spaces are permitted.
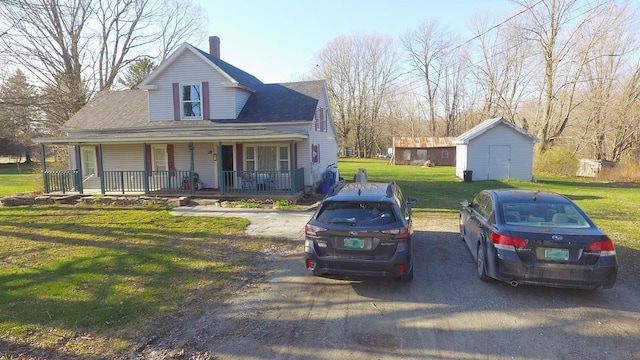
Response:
209,36,220,58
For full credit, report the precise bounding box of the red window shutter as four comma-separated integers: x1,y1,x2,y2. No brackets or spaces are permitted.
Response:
202,82,209,119
95,146,101,177
167,144,175,175
317,144,321,163
314,109,319,131
146,145,152,173
312,144,318,164
172,83,180,121
236,144,244,172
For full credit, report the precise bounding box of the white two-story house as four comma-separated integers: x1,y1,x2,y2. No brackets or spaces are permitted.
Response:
35,36,338,197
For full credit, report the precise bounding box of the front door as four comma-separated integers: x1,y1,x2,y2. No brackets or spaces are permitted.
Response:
221,145,234,187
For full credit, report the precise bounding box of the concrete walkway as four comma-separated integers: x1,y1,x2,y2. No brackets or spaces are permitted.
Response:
169,206,316,239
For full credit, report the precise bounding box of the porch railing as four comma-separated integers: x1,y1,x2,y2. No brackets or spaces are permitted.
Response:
43,168,305,196
43,170,81,194
220,168,305,195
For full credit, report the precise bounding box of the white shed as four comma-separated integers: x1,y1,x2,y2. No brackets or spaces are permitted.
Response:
454,117,539,181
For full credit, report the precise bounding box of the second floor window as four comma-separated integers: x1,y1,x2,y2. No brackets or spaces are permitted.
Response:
181,84,202,119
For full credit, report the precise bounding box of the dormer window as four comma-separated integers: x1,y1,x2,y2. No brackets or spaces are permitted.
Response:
181,83,202,119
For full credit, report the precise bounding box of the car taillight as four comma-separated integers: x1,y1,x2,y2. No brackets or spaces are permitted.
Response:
588,238,616,256
305,224,326,237
381,227,409,240
491,232,527,250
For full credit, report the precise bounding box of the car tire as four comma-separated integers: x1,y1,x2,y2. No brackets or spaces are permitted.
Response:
477,243,490,281
400,267,414,282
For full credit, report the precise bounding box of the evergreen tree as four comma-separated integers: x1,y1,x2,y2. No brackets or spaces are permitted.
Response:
0,69,41,162
118,58,156,90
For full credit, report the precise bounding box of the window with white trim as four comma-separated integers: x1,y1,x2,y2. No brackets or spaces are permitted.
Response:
81,147,97,176
245,145,290,171
315,107,328,132
279,146,289,170
312,144,320,164
152,145,168,171
181,84,202,119
246,147,255,171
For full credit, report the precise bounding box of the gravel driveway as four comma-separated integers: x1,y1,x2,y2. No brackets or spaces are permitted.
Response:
153,208,640,360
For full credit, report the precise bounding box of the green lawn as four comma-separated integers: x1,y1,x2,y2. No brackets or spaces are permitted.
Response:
0,205,280,357
1,158,639,358
338,157,640,279
0,163,41,197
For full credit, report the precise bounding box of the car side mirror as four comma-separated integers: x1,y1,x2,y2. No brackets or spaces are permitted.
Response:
461,200,471,208
406,197,417,207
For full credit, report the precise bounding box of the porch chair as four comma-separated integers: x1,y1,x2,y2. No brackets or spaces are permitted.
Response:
240,172,255,191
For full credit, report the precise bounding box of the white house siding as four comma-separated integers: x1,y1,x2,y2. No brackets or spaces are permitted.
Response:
147,51,236,121
455,144,469,178
460,125,534,181
69,144,146,190
306,90,338,188
235,89,251,118
171,142,218,189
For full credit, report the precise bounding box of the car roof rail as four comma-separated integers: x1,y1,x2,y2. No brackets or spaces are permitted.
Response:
386,181,396,197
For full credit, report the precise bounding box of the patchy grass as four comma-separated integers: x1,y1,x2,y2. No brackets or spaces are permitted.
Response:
0,163,41,197
2,158,639,358
338,158,640,281
0,205,283,358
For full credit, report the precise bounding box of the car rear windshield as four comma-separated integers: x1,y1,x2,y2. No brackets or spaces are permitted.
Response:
502,202,591,228
316,201,397,226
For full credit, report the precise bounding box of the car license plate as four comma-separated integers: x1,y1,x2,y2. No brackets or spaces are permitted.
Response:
344,237,364,249
545,248,569,261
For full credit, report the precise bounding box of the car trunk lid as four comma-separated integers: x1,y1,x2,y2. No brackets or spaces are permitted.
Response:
508,227,607,265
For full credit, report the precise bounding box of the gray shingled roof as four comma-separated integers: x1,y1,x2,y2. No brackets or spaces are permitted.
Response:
35,43,327,144
58,82,324,132
233,81,323,124
194,48,264,91
63,90,149,131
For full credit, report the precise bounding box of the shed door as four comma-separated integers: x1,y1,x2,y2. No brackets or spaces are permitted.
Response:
488,145,510,180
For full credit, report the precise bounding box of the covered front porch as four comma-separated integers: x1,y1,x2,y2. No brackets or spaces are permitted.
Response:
41,167,306,196
36,129,309,197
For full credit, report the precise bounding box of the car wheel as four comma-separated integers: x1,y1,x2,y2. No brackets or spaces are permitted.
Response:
400,267,414,282
477,243,490,281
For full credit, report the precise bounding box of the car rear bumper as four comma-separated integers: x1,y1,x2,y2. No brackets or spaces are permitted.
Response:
494,255,618,289
304,242,411,278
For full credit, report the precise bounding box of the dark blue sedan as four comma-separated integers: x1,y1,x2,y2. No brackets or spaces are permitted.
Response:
459,189,618,289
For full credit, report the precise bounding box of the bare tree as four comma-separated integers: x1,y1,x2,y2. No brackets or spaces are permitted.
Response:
469,13,534,128
515,0,610,150
313,34,402,158
402,20,452,136
0,0,205,132
576,2,637,161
